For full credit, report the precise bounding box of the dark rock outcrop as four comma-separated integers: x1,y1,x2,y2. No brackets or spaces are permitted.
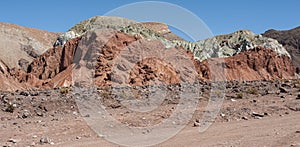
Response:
263,26,300,69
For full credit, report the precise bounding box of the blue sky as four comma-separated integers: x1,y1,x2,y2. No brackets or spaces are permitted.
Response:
0,0,299,38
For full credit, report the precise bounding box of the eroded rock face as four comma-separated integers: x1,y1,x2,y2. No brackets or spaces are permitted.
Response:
0,23,60,69
0,60,29,91
129,58,180,86
173,30,290,61
0,19,296,91
196,47,295,81
27,37,81,80
263,26,300,68
77,30,141,87
28,30,196,88
2,29,296,91
101,36,197,87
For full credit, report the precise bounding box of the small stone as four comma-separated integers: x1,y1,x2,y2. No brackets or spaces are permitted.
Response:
296,94,300,100
267,90,278,94
280,95,285,99
279,87,289,93
242,116,248,120
36,111,43,117
22,110,31,118
193,122,200,127
76,136,81,140
295,130,300,133
220,113,226,117
99,134,106,138
20,91,30,96
12,103,17,108
40,137,51,144
32,135,37,138
8,138,18,143
252,112,264,117
230,99,236,102
29,91,39,96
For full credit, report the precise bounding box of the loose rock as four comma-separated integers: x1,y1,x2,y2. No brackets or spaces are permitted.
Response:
8,138,18,143
20,91,29,96
40,137,51,144
252,112,265,117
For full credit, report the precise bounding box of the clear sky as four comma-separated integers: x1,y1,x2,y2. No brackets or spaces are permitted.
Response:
0,0,299,37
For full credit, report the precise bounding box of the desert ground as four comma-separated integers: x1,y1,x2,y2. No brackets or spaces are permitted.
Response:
1,80,300,147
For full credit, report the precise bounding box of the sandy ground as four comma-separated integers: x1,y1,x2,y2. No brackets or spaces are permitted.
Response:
1,80,300,147
2,110,299,147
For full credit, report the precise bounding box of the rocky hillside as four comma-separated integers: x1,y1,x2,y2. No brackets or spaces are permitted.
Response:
120,24,290,61
174,30,289,61
262,26,300,73
54,16,136,46
54,16,183,46
0,16,296,91
196,47,294,81
0,23,60,70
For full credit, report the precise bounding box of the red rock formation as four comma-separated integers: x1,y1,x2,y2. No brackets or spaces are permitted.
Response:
0,60,25,91
263,27,300,70
196,47,295,81
27,37,81,80
52,30,195,88
0,30,296,91
129,58,180,86
92,32,197,87
92,32,141,87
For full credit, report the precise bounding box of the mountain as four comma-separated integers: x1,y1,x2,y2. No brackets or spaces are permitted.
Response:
262,26,300,74
0,16,296,91
54,16,183,46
